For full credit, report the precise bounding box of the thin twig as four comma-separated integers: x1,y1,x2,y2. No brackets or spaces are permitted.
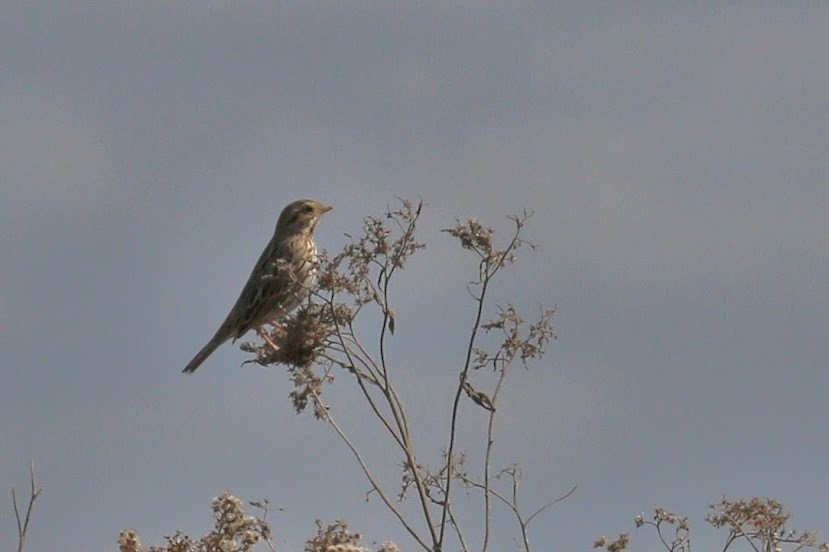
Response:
324,308,408,454
254,499,278,552
317,206,441,548
310,389,432,552
719,511,762,552
440,264,491,549
481,364,508,552
440,217,526,549
445,503,471,552
12,460,41,552
460,472,576,552
364,200,437,548
525,485,577,525
353,370,406,449
338,326,408,446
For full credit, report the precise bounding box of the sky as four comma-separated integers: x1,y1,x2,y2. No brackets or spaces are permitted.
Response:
1,3,828,551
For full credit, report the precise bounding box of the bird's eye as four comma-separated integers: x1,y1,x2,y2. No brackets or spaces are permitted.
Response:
303,205,314,213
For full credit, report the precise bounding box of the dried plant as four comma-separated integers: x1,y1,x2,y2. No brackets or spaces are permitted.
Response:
113,198,558,552
117,492,276,552
304,519,372,552
11,461,41,552
235,198,561,552
707,497,827,552
593,533,630,552
8,199,825,552
597,499,827,552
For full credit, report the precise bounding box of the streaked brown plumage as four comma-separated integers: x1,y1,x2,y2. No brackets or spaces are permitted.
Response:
183,199,332,374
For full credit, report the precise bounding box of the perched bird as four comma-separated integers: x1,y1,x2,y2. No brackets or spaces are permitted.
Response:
183,199,332,374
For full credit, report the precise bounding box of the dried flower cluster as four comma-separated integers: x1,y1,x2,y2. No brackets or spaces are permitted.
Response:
118,492,273,552
304,519,399,552
118,530,142,552
240,302,341,416
476,304,556,370
707,497,828,552
116,494,406,552
242,303,337,369
442,211,534,274
319,198,425,305
630,507,690,552
593,533,630,552
287,361,333,418
598,499,827,552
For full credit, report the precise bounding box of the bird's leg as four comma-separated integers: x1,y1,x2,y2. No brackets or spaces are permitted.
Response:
257,327,280,352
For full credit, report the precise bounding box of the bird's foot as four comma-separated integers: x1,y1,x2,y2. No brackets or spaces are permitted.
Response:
257,328,280,352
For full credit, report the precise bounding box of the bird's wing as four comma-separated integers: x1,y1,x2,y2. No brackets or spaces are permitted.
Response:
229,236,310,338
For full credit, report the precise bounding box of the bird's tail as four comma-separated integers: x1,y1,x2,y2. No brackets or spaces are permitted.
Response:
183,336,225,374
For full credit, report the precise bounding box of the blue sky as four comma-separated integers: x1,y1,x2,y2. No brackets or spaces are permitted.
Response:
2,3,827,551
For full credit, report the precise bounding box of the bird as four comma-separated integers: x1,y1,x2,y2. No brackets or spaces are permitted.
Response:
183,199,332,374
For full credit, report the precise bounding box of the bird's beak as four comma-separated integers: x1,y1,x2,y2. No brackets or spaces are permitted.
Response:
320,204,333,214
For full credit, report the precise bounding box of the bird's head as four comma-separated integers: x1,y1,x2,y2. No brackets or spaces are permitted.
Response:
276,199,333,235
